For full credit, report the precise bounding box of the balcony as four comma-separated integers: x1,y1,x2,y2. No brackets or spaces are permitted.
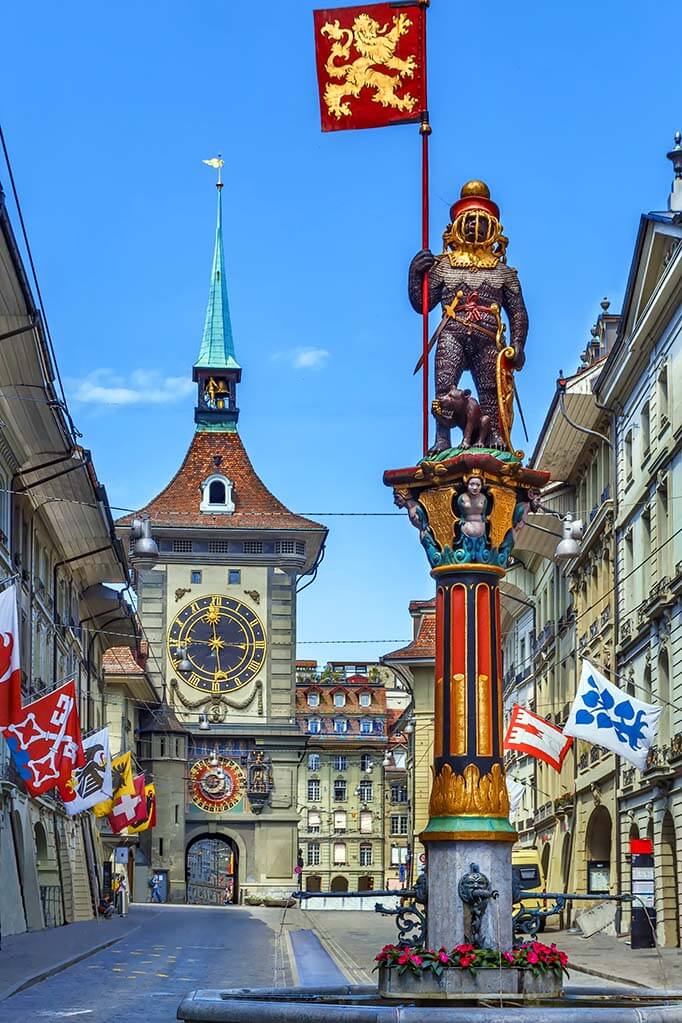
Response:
622,766,636,789
553,792,574,815
535,800,554,823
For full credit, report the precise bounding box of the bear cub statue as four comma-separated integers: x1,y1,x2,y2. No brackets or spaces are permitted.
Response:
431,387,490,449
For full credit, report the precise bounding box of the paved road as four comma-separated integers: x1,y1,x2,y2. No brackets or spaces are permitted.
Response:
0,905,290,1023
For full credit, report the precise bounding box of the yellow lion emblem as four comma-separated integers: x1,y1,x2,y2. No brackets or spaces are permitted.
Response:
321,13,418,120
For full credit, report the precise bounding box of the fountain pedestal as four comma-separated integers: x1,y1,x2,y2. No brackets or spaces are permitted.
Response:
384,451,549,966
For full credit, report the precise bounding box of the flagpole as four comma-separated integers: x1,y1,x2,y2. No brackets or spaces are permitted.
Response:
419,0,431,456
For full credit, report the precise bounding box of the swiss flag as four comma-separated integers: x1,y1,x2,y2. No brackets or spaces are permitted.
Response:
108,774,147,834
2,680,85,797
504,704,573,773
0,583,23,728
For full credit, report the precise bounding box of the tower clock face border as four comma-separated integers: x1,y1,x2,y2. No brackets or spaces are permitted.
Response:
167,594,267,694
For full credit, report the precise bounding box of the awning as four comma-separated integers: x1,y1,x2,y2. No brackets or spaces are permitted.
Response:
532,364,605,481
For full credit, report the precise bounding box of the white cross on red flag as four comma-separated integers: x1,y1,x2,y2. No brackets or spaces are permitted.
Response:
0,583,23,729
108,774,147,834
504,704,573,773
2,680,85,797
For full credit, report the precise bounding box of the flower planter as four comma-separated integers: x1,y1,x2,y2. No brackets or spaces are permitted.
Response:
378,965,563,1000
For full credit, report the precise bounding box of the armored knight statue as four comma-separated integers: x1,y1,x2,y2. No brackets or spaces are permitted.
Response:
408,180,528,454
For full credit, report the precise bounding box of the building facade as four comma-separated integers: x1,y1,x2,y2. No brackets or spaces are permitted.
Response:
295,661,389,893
0,177,133,936
596,166,682,945
116,183,326,905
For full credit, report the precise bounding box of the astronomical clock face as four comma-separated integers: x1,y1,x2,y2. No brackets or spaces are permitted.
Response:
190,758,245,814
167,594,266,693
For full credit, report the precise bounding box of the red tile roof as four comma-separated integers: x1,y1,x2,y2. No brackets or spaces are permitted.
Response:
408,598,436,614
103,646,146,675
383,612,435,662
116,430,321,531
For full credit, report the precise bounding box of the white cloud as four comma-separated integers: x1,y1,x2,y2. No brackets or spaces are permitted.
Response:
273,347,330,370
69,368,195,406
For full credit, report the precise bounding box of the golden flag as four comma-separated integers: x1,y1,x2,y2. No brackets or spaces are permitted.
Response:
127,783,157,834
92,751,134,817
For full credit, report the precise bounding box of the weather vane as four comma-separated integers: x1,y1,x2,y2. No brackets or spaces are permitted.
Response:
202,154,224,190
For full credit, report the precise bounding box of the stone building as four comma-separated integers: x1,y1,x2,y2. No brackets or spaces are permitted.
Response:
115,182,326,904
383,709,410,889
595,144,682,946
295,661,389,893
0,175,133,936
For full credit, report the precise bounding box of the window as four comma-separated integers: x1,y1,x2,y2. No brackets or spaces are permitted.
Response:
360,810,373,834
307,779,320,801
333,691,346,707
333,810,347,833
243,540,263,555
360,753,373,773
307,753,320,770
159,837,164,857
393,751,406,770
228,569,241,585
658,363,669,428
307,811,321,834
358,780,373,802
307,691,320,707
200,474,235,514
334,779,347,801
208,540,231,554
391,844,409,865
360,719,372,735
391,783,408,803
359,843,373,866
641,401,651,455
172,539,193,553
190,570,202,584
333,718,348,734
624,430,633,481
333,755,347,772
391,814,409,836
333,842,346,865
276,540,296,555
359,691,371,707
174,804,179,824
308,718,321,734
295,541,305,555
355,665,367,675
307,842,320,866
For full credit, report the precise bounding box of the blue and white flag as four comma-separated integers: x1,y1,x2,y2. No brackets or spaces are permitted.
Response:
564,660,661,771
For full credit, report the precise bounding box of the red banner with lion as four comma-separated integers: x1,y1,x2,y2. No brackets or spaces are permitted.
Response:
313,4,426,132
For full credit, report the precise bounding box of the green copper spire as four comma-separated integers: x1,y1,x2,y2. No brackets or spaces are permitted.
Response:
194,186,240,371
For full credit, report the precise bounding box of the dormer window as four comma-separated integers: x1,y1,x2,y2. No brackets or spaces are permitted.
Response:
333,691,346,708
200,474,235,514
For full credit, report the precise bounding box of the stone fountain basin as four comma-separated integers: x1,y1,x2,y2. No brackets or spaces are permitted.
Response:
176,983,682,1022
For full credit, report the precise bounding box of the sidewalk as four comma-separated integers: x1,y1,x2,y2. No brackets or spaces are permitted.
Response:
0,908,141,1002
303,910,682,990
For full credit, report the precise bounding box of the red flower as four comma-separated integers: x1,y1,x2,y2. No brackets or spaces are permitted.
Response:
558,951,568,966
454,943,475,953
502,951,515,964
438,951,450,964
397,952,410,965
527,951,539,965
410,955,423,966
459,955,475,968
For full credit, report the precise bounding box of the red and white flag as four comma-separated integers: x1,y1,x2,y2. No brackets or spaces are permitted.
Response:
504,704,573,773
0,583,22,728
108,774,147,834
2,680,85,797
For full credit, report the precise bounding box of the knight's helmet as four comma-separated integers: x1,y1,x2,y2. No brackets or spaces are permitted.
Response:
444,180,507,260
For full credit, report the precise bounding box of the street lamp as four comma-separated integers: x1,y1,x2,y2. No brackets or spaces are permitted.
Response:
554,514,584,561
130,515,159,570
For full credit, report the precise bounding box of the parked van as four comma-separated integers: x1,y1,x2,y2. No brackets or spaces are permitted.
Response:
512,846,546,930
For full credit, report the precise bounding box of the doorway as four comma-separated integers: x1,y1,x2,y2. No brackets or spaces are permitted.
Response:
186,835,238,905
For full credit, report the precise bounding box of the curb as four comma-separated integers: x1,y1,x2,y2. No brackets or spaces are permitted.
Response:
304,914,371,984
568,961,651,989
0,924,138,1003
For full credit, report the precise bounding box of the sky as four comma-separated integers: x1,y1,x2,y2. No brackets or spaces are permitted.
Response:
1,0,679,666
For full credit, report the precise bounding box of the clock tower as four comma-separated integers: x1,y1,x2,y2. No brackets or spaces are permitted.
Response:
117,179,326,904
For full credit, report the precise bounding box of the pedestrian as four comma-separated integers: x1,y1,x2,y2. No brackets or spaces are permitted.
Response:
115,871,128,916
98,894,115,919
149,872,163,903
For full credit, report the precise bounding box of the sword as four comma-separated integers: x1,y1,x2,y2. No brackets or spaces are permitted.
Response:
514,381,529,443
413,290,463,375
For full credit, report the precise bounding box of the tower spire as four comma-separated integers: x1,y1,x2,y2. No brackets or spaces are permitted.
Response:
193,158,242,432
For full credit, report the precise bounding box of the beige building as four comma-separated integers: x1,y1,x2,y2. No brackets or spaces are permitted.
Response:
295,661,391,894
595,153,682,945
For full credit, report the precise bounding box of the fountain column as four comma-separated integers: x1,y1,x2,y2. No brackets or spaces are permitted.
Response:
384,453,549,954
